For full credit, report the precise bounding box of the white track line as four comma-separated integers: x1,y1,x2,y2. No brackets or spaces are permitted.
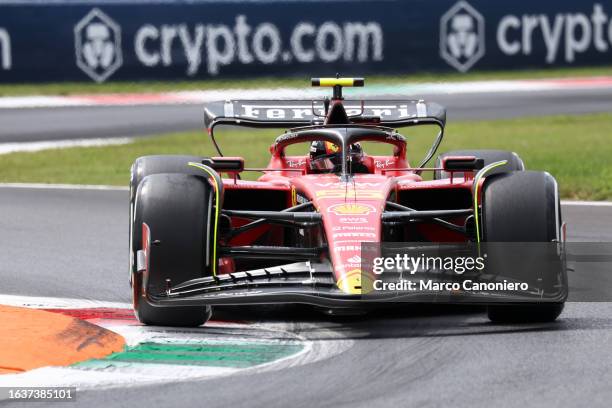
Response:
0,96,87,109
561,200,612,207
0,137,132,155
0,183,128,191
0,365,241,389
0,294,131,309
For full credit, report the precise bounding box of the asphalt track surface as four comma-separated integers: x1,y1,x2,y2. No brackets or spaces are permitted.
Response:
1,186,612,408
1,87,611,143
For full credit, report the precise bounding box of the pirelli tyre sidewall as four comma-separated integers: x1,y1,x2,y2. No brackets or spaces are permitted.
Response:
434,150,525,180
132,173,213,327
129,155,209,204
481,170,566,323
129,155,208,281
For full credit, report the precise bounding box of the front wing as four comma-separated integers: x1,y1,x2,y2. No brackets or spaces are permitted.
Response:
139,261,568,309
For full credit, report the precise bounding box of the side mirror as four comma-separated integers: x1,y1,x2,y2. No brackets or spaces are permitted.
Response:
442,156,484,172
203,157,245,173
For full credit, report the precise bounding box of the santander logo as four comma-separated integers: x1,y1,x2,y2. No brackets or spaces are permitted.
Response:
347,255,362,264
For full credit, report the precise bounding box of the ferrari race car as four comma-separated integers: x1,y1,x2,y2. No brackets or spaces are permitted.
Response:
129,78,568,327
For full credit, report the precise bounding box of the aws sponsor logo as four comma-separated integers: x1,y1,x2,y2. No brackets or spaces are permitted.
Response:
441,1,612,71
0,28,11,70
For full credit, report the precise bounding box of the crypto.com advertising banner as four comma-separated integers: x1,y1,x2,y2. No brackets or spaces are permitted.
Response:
0,0,611,82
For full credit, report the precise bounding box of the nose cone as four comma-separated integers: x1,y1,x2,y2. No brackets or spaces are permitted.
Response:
293,174,394,295
320,202,381,294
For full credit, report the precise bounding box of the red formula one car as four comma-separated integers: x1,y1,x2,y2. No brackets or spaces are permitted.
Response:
129,78,567,327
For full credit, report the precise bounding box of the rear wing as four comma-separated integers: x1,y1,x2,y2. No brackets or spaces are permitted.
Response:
203,99,446,130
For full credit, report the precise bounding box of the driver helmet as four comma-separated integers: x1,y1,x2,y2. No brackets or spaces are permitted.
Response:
309,141,364,173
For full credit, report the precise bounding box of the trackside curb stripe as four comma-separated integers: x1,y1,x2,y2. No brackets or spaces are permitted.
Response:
0,305,125,373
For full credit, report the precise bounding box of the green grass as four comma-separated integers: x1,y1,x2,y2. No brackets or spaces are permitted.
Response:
0,66,610,96
1,113,612,200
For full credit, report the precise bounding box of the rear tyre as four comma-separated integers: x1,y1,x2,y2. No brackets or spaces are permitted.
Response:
132,173,213,327
481,171,565,323
434,150,524,180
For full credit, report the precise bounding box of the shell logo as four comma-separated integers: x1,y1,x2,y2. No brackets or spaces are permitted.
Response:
328,203,376,216
336,269,375,294
325,142,339,153
291,186,297,206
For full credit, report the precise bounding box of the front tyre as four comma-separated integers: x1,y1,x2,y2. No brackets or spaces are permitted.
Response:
129,155,207,283
132,173,213,327
481,171,565,323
